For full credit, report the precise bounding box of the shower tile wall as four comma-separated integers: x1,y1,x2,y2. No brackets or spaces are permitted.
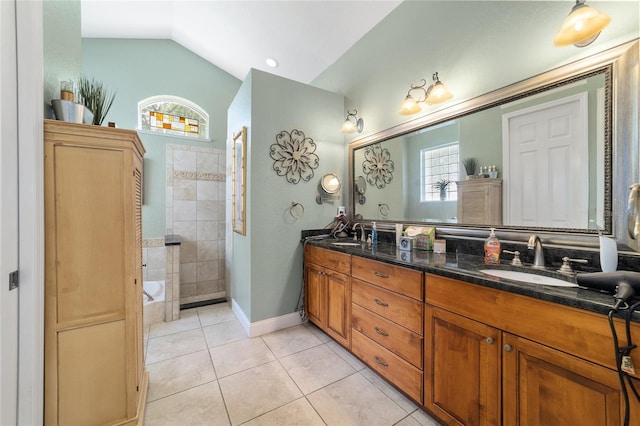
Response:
166,143,226,306
143,238,165,281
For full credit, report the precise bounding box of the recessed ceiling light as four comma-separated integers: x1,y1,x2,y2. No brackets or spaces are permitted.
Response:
266,57,279,68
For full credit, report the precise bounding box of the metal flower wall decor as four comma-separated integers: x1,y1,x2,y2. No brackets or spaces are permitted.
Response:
362,143,395,189
269,129,319,184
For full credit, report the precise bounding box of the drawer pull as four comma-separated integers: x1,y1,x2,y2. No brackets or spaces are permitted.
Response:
486,337,494,345
504,344,513,352
374,356,389,367
374,327,389,337
374,298,389,307
374,271,389,279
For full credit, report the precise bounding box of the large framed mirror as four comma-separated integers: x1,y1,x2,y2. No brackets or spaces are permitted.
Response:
349,40,638,249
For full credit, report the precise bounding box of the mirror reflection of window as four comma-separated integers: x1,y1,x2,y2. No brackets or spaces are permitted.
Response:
421,143,459,202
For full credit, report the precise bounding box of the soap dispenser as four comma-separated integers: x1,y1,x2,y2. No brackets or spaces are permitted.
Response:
371,222,378,245
484,228,501,264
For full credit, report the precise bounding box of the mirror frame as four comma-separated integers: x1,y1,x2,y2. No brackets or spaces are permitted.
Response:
321,173,342,194
348,40,639,250
232,126,247,235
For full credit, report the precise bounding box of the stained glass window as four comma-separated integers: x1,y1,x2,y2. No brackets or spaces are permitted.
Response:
138,95,209,140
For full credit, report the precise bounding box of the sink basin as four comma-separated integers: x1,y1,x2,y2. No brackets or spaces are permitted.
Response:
480,269,578,287
331,242,362,247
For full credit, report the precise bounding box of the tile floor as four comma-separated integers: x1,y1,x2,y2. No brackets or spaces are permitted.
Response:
143,303,441,426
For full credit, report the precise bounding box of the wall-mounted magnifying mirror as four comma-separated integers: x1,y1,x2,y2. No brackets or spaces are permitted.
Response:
316,173,341,204
355,176,367,205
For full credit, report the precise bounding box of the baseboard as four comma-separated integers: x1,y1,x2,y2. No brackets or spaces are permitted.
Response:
231,299,305,337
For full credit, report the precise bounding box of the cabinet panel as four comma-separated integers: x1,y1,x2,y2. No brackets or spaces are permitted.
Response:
304,262,326,328
352,279,423,334
352,303,422,367
326,270,350,346
352,329,422,402
424,306,501,426
305,245,350,274
503,333,622,426
351,256,423,300
55,145,126,326
58,321,127,425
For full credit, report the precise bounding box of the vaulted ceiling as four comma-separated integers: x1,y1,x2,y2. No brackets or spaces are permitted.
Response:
81,0,403,84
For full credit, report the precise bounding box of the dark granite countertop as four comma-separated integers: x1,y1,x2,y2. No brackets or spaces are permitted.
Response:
304,236,634,319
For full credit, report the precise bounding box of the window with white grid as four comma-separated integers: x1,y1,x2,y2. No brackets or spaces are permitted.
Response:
421,143,459,201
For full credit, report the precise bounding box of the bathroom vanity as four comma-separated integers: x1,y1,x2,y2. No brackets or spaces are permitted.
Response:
303,239,640,425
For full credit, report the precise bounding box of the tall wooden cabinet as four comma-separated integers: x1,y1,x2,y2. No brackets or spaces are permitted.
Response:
456,178,502,224
44,120,148,425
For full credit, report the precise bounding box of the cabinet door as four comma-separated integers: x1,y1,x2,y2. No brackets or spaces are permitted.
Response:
503,333,623,426
424,306,501,426
326,270,350,348
305,262,326,328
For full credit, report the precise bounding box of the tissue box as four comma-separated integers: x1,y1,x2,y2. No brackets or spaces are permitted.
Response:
411,227,435,251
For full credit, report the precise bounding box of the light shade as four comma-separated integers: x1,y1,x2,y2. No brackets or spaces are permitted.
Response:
341,109,364,134
425,79,453,104
400,94,422,115
554,1,610,47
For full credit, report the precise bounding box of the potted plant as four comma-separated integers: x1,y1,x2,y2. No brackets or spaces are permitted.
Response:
433,178,451,201
76,75,116,126
462,157,478,179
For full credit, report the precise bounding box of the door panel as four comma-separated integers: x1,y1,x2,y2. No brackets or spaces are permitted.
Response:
503,333,621,425
424,306,501,426
504,93,589,228
0,0,19,423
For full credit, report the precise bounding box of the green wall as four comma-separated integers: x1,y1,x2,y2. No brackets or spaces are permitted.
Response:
43,0,81,110
228,69,344,323
82,39,241,239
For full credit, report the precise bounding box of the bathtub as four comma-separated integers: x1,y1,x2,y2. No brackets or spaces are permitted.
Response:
143,280,165,327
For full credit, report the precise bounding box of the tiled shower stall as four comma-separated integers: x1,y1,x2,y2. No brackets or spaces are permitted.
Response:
165,143,227,306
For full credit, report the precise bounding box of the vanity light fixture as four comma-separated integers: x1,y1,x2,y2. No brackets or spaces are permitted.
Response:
554,0,610,47
341,109,364,134
400,72,453,115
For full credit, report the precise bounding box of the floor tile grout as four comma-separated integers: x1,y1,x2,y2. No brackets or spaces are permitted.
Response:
144,306,440,426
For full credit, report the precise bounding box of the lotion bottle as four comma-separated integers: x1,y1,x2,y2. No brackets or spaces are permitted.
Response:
371,222,378,245
484,228,501,264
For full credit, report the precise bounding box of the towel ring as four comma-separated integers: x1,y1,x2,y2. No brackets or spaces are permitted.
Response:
290,202,304,219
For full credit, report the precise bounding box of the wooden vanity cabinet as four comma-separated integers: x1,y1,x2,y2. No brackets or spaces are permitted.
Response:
44,120,147,426
350,256,424,402
424,273,640,426
304,245,351,348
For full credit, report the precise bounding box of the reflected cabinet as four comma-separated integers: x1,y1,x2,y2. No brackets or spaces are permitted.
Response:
44,120,148,425
456,178,502,225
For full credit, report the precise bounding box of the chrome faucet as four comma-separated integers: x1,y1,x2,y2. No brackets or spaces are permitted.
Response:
352,223,366,242
527,234,545,268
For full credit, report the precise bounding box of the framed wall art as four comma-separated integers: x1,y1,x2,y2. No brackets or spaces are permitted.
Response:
232,126,247,235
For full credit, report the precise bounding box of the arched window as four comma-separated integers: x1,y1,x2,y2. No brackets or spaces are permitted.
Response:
138,95,209,140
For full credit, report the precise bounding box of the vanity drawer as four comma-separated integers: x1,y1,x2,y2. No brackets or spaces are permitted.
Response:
352,329,422,402
304,245,351,275
351,256,423,300
352,303,423,368
352,279,423,335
